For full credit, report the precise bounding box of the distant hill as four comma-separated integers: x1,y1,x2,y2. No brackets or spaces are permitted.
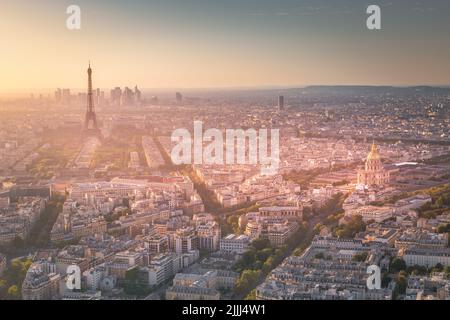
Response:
300,85,450,95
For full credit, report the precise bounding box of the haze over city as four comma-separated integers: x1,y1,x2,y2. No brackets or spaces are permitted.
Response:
0,0,449,306
1,0,450,95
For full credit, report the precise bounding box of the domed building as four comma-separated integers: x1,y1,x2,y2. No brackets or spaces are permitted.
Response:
357,142,390,187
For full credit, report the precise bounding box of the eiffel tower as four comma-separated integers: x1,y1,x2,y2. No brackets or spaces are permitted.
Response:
82,62,102,139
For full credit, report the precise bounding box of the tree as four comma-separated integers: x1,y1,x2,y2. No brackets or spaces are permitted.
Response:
407,265,428,276
123,267,149,296
435,197,445,208
432,263,444,273
313,223,324,233
437,224,449,234
381,272,391,288
245,289,257,300
390,258,407,273
253,260,263,270
125,267,140,282
302,207,312,221
233,249,257,272
314,252,325,260
0,279,7,298
235,270,261,296
7,285,20,299
6,258,32,285
226,215,244,234
395,272,407,295
352,252,368,262
256,248,273,262
318,193,345,215
262,257,275,274
21,259,32,274
251,238,271,251
334,215,365,239
444,266,450,279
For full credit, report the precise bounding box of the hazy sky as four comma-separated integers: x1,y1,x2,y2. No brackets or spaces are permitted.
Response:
0,0,449,93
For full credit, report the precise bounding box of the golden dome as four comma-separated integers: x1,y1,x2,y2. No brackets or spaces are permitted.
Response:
367,142,381,161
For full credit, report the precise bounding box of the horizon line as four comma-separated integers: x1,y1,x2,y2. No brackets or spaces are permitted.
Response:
1,83,450,95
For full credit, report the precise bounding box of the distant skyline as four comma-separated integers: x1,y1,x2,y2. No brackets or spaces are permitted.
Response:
1,0,450,94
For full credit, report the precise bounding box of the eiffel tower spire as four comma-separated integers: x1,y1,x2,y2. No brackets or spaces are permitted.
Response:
84,62,98,131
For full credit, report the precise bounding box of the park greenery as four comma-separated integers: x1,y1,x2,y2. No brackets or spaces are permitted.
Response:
283,162,360,189
27,193,66,248
104,207,131,223
422,153,450,165
233,224,308,298
179,165,222,212
383,257,450,297
92,128,147,170
389,257,407,273
370,183,450,212
180,164,264,216
314,252,332,260
332,179,350,187
0,193,66,254
332,215,365,239
0,257,32,300
153,136,175,168
352,252,369,262
122,267,152,297
417,183,450,219
221,204,261,236
28,149,71,179
27,128,82,178
221,215,240,236
369,192,410,207
371,183,450,219
394,271,408,295
318,193,346,216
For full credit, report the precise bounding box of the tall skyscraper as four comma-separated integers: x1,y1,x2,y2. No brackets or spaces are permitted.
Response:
135,86,142,105
95,88,101,106
122,87,135,106
110,87,122,107
55,88,62,102
176,92,183,103
54,88,71,105
278,95,284,111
